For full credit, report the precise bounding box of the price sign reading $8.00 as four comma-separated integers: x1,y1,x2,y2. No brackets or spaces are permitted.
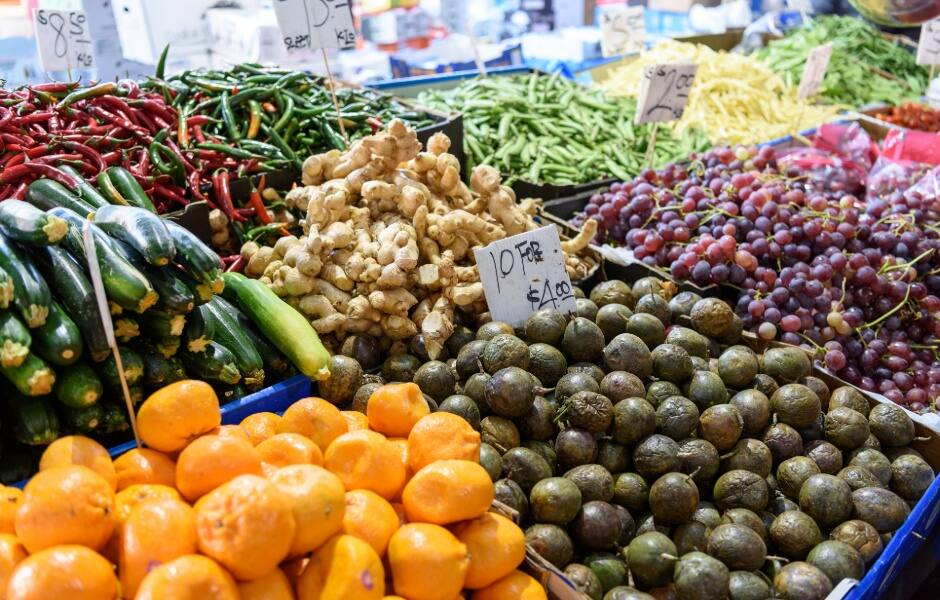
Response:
797,43,833,99
635,63,698,125
33,9,95,72
600,6,645,58
473,226,576,328
272,0,356,52
917,19,940,66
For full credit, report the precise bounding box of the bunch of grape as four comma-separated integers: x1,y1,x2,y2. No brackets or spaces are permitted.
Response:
571,145,940,411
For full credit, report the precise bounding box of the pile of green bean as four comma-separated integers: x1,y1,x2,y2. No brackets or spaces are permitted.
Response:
756,16,929,107
144,64,435,167
417,73,710,186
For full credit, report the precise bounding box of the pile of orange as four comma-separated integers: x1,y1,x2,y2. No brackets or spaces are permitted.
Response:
0,380,547,600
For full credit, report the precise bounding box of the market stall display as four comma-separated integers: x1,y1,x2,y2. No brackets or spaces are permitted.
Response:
0,379,545,599
238,120,599,357
757,16,930,107
417,72,710,186
594,40,844,146
570,132,940,411
872,103,940,132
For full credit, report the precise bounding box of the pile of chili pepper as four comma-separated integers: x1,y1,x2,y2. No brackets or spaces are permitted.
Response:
0,78,260,220
144,63,435,162
873,102,940,133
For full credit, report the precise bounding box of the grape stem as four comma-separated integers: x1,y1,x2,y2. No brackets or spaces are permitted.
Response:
878,248,934,275
864,285,912,329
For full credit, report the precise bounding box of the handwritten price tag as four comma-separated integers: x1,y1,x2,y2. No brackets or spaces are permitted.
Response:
635,63,697,125
473,226,576,328
272,0,356,52
33,9,94,72
600,6,645,58
797,43,833,99
917,19,940,66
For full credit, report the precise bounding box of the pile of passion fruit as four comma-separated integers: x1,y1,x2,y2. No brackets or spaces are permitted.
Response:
326,277,936,600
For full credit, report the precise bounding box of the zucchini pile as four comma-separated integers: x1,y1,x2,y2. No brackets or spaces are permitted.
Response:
0,175,306,454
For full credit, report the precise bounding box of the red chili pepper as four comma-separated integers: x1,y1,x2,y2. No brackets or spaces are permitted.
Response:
59,141,107,174
1,153,25,169
93,96,141,126
153,183,189,207
188,171,206,201
18,111,54,125
193,125,206,144
0,106,12,128
0,163,77,187
0,184,11,199
213,169,244,222
247,174,271,224
224,255,245,273
11,182,28,200
187,115,211,126
34,153,84,164
101,151,122,165
135,110,159,133
367,116,383,134
31,82,78,94
1,133,30,145
87,106,151,141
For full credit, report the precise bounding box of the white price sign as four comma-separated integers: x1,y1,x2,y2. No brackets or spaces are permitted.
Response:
473,226,576,328
33,9,94,72
600,6,645,58
272,0,356,51
787,0,814,14
797,43,833,99
917,19,940,65
635,63,698,124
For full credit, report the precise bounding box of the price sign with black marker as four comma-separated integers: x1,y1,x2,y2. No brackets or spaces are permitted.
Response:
635,63,698,125
474,226,576,328
33,9,95,72
600,6,645,58
271,0,356,51
917,19,940,66
797,43,833,99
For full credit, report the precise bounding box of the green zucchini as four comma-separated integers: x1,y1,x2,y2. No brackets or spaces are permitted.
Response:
31,301,83,366
213,296,291,374
50,207,158,313
25,178,95,216
0,266,13,310
59,402,105,434
114,317,140,344
53,363,103,408
32,245,110,362
155,336,181,358
184,305,214,353
203,298,264,387
0,232,51,328
97,346,144,390
0,201,69,246
129,385,144,406
99,402,129,434
164,221,223,291
175,268,213,305
139,310,186,338
181,342,241,385
0,312,30,368
110,240,194,315
222,272,331,380
137,342,187,389
92,205,175,266
1,353,55,396
103,167,157,212
57,165,109,209
8,396,59,446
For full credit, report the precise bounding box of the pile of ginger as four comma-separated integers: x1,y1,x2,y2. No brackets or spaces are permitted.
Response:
239,120,597,358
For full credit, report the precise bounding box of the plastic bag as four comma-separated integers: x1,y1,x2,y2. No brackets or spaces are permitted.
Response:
866,155,933,204
776,147,867,195
810,122,878,171
881,128,940,166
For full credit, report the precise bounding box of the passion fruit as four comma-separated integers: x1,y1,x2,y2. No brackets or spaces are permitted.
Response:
626,313,666,349
687,370,730,409
771,384,821,429
828,386,870,417
604,587,656,600
652,344,694,383
563,317,606,362
612,397,657,445
678,438,720,483
381,352,421,382
647,381,682,407
530,476,582,525
806,540,864,585
798,474,853,530
352,382,382,413
718,346,759,390
728,570,771,600
556,428,599,470
476,321,514,341
604,333,652,380
689,297,735,339
890,454,935,501
799,377,831,411
729,390,770,435
722,439,773,478
851,487,910,533
838,466,884,491
668,291,701,320
576,298,600,321
720,508,767,541
804,440,842,475
556,371,600,403
572,501,623,552
761,347,812,384
633,434,680,479
627,532,678,588
484,366,536,417
750,373,779,397
502,446,553,492
494,478,528,520
673,521,710,555
413,360,456,402
518,396,558,442
777,457,821,499
613,473,649,513
479,443,503,481
650,472,700,525
480,416,520,453
770,511,822,559
825,407,871,451
455,340,487,379
526,523,574,569
714,470,769,512
585,553,628,594
665,326,709,360
564,391,614,433
597,440,631,474
339,335,381,370
463,372,489,406
656,396,700,441
591,280,635,308
698,404,744,451
707,523,767,571
565,464,615,503
525,309,568,345
635,294,670,325
481,334,530,374
601,371,645,402
596,304,633,342
830,520,883,565
763,422,805,464
868,403,915,447
848,449,892,487
673,551,729,600
570,362,606,382
438,394,481,430
772,561,832,600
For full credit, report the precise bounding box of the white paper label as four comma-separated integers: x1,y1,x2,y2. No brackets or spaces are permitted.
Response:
272,0,356,52
787,0,814,14
797,43,833,99
33,8,94,72
635,63,697,124
600,6,645,58
917,19,940,66
473,226,576,328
